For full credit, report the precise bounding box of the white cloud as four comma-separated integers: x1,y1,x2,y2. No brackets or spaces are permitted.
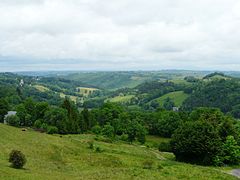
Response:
0,0,240,71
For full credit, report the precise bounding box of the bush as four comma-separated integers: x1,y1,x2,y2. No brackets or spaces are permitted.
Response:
222,136,240,165
9,150,26,169
101,124,114,138
34,119,42,129
6,115,20,127
47,126,58,134
91,125,102,135
159,142,172,152
171,121,222,165
40,123,48,131
119,134,128,141
88,141,94,149
142,160,154,169
95,146,103,153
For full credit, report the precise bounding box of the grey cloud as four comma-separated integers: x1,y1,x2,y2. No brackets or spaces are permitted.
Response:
0,0,240,71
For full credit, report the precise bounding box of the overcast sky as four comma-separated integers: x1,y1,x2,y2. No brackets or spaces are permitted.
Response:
0,0,240,71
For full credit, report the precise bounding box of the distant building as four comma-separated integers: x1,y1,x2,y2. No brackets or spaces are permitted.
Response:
4,111,17,124
20,79,24,87
172,107,179,112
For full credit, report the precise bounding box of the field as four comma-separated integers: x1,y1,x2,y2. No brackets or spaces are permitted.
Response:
153,91,189,107
0,124,237,180
106,95,134,103
33,85,50,92
59,93,78,102
76,87,99,96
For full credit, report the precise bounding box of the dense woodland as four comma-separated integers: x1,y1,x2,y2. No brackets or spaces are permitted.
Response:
0,71,240,166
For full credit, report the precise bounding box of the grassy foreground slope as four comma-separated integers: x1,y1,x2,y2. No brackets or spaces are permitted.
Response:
0,124,236,180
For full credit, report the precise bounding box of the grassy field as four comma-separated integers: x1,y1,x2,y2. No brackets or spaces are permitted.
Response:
106,95,134,103
76,87,99,96
154,91,189,107
0,124,237,180
59,93,78,102
33,85,50,92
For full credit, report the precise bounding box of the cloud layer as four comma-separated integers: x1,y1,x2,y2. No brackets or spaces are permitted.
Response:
0,0,240,71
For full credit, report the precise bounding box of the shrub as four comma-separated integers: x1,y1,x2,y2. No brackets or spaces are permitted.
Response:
91,125,101,135
101,124,114,138
9,150,26,169
88,141,94,149
6,115,20,127
171,121,222,165
142,160,154,169
222,136,240,165
159,142,172,152
40,123,48,131
47,126,58,134
34,119,42,129
119,134,128,141
95,146,103,153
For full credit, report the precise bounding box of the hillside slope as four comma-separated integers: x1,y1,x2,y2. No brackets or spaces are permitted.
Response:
0,124,236,180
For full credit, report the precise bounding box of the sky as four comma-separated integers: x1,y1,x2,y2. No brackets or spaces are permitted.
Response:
0,0,240,71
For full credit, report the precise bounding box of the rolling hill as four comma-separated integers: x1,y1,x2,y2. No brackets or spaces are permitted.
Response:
0,124,236,180
153,91,189,107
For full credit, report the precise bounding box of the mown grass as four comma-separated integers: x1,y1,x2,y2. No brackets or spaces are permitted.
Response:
0,124,237,180
154,91,189,107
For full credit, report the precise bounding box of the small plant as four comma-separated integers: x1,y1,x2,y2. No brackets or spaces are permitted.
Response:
47,126,58,134
142,160,154,169
88,141,94,149
159,142,172,152
91,125,102,135
9,150,26,169
95,146,102,153
157,164,164,170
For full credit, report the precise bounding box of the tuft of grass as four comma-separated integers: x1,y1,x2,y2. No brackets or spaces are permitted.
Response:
142,160,154,169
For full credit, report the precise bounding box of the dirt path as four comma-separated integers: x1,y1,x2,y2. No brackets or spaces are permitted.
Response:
231,169,240,179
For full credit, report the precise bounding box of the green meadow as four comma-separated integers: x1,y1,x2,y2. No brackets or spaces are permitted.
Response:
0,124,236,180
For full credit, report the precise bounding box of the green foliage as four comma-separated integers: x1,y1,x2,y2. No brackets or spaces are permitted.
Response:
222,136,240,165
126,119,146,143
61,98,81,133
159,142,172,152
0,98,9,123
95,146,103,153
171,108,239,166
5,115,20,127
47,126,58,134
40,123,48,131
87,141,94,149
142,160,154,169
171,120,222,165
157,111,182,138
182,79,240,117
34,119,42,129
91,125,101,134
101,124,114,138
9,150,26,169
163,97,175,110
44,107,68,134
